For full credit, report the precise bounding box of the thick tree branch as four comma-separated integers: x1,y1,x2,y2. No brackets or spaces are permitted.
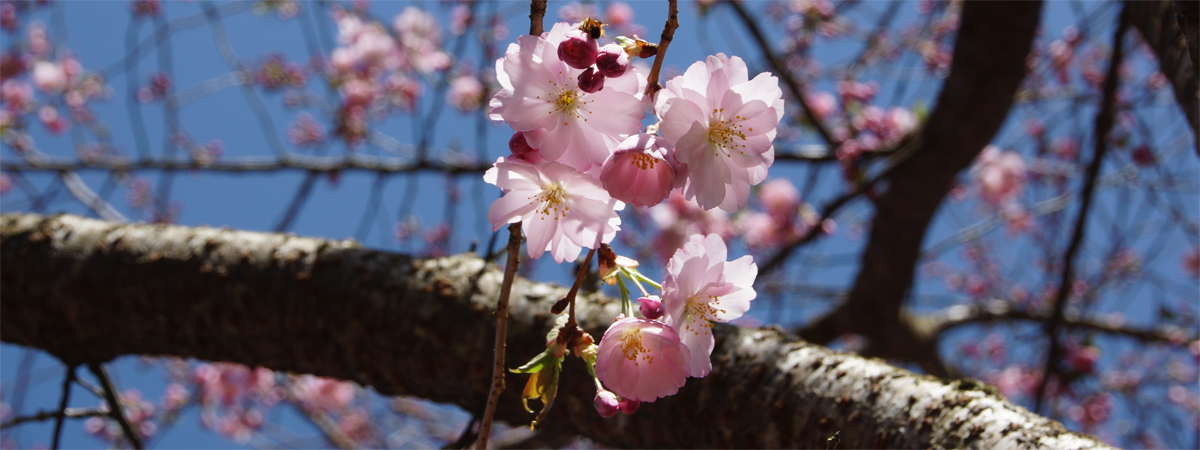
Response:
1126,0,1199,154
800,2,1044,377
0,213,1114,449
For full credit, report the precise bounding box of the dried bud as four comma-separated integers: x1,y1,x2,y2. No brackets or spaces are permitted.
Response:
595,43,630,77
557,29,599,70
616,36,656,58
550,297,570,314
638,296,664,320
597,244,618,283
594,391,619,418
577,66,605,94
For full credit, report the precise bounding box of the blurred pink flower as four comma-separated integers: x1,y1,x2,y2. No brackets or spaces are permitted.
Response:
970,145,1026,207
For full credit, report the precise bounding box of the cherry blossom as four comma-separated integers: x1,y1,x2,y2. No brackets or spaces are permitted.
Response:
484,158,623,262
970,145,1026,207
489,22,646,172
661,234,757,377
595,316,691,402
599,133,677,207
656,53,783,211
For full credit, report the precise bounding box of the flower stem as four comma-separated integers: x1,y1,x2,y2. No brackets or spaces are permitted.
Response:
616,274,634,318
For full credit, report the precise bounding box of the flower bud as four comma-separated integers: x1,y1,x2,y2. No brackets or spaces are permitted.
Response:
594,391,619,418
577,66,605,94
508,131,545,163
618,397,640,415
638,296,664,320
595,44,629,78
600,134,676,207
557,29,598,70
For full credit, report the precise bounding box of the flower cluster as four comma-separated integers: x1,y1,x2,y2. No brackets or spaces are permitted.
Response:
487,20,783,262
485,18,779,423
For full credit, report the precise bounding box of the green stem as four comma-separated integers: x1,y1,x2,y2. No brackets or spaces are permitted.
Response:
624,267,662,291
615,275,634,318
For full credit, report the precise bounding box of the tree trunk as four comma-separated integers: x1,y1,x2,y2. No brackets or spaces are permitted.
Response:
0,213,1113,449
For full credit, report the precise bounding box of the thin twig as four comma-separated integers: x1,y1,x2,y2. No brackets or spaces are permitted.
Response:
1033,6,1129,413
50,365,76,450
726,0,839,147
86,363,144,450
477,222,523,450
758,133,922,275
0,407,108,430
564,248,597,331
60,171,128,223
529,0,546,36
644,0,679,99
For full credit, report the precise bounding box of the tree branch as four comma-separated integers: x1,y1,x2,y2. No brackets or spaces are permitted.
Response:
0,213,1114,449
1126,0,1199,154
799,1,1044,377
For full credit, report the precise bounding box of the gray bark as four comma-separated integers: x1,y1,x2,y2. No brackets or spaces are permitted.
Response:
1,213,1114,449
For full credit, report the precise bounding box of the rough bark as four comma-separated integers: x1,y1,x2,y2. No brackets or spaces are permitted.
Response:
1127,0,1199,153
0,213,1115,449
798,1,1043,377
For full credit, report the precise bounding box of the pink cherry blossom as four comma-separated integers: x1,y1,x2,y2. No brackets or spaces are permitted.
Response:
31,60,67,92
600,133,677,207
557,29,598,70
595,317,691,402
656,53,783,212
647,190,733,261
970,145,1026,207
595,43,629,78
446,74,483,111
489,22,646,172
291,375,355,412
484,158,623,263
661,233,757,377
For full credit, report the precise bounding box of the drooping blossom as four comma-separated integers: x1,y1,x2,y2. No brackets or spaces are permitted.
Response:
484,158,623,262
594,390,619,417
595,316,691,402
599,133,677,207
656,53,783,211
661,233,757,377
970,145,1026,207
489,22,646,172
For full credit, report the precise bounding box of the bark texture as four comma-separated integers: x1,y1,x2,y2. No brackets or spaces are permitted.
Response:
1127,0,1199,152
0,213,1115,449
799,1,1043,376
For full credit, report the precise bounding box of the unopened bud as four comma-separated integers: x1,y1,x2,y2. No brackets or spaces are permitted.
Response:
577,66,605,94
558,29,598,70
639,296,664,320
594,391,619,418
595,43,629,77
618,397,640,415
508,131,544,163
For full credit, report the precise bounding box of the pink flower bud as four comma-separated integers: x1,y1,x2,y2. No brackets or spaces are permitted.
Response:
600,134,676,207
557,29,598,70
639,296,664,320
594,391,619,418
508,131,545,163
577,66,605,94
595,44,629,77
618,397,640,415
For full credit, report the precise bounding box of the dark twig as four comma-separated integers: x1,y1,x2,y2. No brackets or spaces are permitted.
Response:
529,0,547,36
50,365,76,450
477,222,523,450
727,0,839,147
1034,6,1129,413
759,133,922,275
644,0,679,99
564,248,597,331
0,407,108,430
86,363,143,450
